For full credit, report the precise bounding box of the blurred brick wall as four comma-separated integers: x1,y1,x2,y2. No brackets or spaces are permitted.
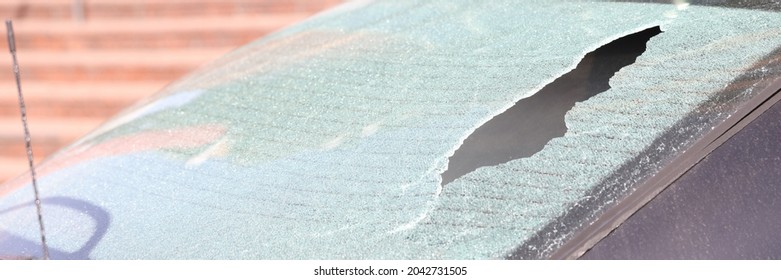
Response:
0,0,343,183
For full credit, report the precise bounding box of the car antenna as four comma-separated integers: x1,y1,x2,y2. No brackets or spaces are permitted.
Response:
5,19,50,260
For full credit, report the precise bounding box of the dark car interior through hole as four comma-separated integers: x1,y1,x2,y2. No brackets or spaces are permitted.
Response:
441,26,662,186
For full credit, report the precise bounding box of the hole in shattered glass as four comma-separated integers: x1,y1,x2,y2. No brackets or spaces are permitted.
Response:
441,26,662,186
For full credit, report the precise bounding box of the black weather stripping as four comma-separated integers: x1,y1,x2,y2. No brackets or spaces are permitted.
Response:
441,26,662,186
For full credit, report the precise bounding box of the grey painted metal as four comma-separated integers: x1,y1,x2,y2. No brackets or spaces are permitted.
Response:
582,88,781,259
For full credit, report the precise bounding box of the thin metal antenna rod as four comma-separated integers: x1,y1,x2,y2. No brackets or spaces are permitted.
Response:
5,20,49,260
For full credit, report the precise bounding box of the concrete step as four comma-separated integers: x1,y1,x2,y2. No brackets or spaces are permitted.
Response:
0,48,230,81
10,14,309,50
0,116,99,184
0,117,102,159
0,0,341,185
1,0,341,20
0,81,165,118
0,156,32,185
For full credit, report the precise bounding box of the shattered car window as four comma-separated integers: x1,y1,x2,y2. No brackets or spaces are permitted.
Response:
1,0,781,259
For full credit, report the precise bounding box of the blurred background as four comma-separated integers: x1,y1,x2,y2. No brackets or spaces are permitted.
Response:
0,0,344,183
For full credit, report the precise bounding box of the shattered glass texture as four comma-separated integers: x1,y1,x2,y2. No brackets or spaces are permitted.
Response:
1,0,781,259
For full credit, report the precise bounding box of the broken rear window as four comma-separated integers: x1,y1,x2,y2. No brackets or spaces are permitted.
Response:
1,0,781,259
